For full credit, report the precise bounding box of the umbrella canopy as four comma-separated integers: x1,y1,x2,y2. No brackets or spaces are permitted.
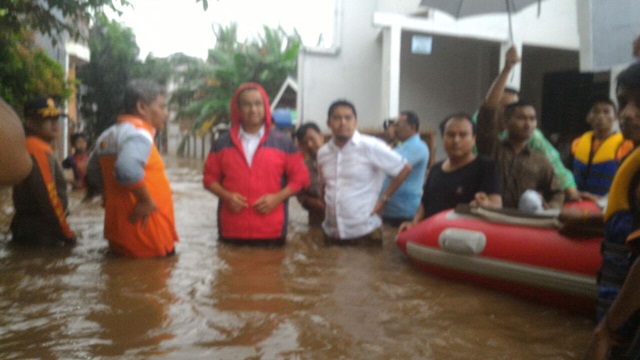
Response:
419,0,543,42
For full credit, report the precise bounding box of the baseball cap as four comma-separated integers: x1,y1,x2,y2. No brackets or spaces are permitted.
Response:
24,97,64,119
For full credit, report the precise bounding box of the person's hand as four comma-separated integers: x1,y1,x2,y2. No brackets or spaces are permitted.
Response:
563,186,581,202
505,45,521,69
471,192,489,207
128,198,157,228
583,317,618,360
579,191,601,203
371,199,385,216
297,193,310,210
557,207,583,224
398,221,414,234
253,194,281,215
225,192,248,213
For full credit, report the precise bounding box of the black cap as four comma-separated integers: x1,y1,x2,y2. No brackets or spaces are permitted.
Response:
24,97,63,119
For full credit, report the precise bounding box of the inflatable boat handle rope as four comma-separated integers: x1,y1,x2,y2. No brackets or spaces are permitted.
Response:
455,204,561,229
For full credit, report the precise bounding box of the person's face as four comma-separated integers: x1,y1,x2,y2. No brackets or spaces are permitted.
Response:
74,137,88,153
443,117,475,160
394,114,415,142
506,105,537,142
618,87,640,144
386,123,396,141
238,89,265,129
141,95,169,130
587,102,616,133
327,105,357,142
498,92,520,123
28,117,59,142
302,128,324,157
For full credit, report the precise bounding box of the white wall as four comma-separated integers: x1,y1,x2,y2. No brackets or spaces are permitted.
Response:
298,0,384,132
299,0,584,135
399,33,498,160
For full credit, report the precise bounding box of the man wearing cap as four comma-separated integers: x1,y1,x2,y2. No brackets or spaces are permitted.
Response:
11,97,75,246
86,79,178,258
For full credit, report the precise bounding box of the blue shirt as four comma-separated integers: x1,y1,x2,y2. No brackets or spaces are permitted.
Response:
381,134,430,219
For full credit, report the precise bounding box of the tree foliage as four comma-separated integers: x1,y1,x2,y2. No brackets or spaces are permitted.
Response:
0,0,130,44
0,30,69,113
77,15,140,137
175,23,301,148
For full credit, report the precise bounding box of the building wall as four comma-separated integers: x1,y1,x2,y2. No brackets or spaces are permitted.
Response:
520,46,580,117
398,33,499,160
298,0,383,132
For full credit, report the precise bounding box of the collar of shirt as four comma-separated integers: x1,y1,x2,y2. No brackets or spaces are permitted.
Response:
330,130,362,150
400,133,420,147
500,139,532,156
239,124,265,141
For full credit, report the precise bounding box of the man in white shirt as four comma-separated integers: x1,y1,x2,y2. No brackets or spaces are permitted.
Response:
317,99,411,245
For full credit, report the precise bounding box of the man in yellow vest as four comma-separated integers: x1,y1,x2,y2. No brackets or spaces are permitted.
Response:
570,95,633,200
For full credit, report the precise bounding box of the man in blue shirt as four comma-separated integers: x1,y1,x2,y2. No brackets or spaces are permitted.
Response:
381,111,430,226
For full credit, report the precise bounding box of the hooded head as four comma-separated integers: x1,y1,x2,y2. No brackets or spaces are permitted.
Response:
230,83,272,134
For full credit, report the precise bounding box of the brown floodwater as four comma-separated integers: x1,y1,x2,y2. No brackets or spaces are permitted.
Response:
0,157,595,359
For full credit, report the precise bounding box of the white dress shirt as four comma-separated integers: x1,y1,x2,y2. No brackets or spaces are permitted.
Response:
317,130,406,240
239,125,265,167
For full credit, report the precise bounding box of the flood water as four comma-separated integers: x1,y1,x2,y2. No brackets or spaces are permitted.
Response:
0,157,594,359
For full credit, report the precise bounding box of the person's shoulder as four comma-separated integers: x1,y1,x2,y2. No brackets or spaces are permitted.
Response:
409,135,430,153
431,160,445,170
317,142,331,157
360,133,394,151
476,155,495,165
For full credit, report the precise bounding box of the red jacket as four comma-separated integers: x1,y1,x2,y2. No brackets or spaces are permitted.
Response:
203,83,309,241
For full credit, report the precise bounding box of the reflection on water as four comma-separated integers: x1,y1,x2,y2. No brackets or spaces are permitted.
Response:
0,157,594,359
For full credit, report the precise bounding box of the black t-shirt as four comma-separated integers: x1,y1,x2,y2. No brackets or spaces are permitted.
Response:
421,156,501,218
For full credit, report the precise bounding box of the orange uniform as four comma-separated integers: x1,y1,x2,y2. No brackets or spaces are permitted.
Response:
89,115,178,257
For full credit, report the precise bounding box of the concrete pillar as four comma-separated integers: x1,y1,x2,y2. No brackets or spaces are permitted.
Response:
499,41,522,91
380,25,402,120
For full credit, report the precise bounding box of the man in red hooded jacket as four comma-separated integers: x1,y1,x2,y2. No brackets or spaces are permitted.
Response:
203,83,310,245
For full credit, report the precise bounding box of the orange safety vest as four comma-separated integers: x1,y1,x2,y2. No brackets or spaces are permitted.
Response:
95,115,178,257
25,136,75,239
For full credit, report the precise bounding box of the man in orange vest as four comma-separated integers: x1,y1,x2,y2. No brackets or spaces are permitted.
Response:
11,97,75,246
86,79,178,258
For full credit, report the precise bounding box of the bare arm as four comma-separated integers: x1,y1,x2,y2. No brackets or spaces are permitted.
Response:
373,164,412,215
483,46,520,110
398,203,426,234
128,185,157,227
584,257,640,360
0,98,32,186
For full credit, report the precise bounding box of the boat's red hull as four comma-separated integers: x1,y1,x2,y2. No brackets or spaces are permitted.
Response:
396,208,603,315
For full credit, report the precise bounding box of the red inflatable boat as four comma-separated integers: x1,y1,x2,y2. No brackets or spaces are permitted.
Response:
396,205,603,315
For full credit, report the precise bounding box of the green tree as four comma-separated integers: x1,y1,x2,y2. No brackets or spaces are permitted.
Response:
0,30,69,113
0,0,129,43
77,15,140,137
174,23,301,155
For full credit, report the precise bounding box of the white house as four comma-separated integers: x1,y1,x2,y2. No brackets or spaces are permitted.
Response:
297,0,640,159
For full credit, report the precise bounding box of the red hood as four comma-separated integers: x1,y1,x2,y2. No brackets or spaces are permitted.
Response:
229,83,272,134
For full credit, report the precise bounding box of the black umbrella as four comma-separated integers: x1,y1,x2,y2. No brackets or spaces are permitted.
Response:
419,0,544,43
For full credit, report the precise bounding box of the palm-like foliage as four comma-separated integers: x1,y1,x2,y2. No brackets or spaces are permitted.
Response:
173,23,301,156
